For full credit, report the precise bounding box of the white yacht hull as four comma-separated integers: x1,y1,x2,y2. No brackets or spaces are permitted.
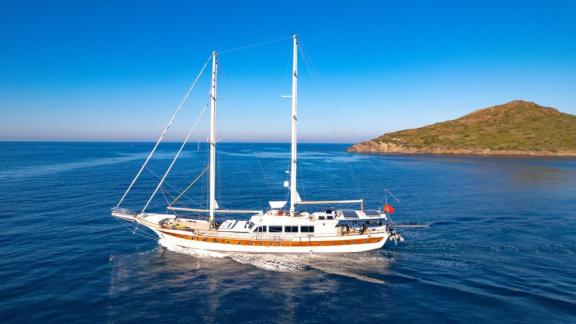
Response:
156,232,388,254
113,211,392,254
149,227,389,254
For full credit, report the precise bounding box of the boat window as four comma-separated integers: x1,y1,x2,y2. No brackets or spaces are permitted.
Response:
327,215,334,220
284,226,298,233
269,226,282,233
255,226,267,233
318,216,325,220
248,221,256,229
300,226,314,233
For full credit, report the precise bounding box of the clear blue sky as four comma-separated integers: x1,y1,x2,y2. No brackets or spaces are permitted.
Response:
1,0,575,142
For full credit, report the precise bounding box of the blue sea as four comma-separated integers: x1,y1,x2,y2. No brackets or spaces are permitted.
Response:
1,142,575,323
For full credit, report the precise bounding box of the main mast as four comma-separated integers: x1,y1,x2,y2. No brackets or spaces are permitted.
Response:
290,35,298,216
209,51,218,224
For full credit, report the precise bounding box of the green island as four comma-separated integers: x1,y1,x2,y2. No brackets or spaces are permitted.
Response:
347,100,576,157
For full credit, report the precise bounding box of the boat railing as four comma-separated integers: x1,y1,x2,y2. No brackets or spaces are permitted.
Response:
192,228,388,241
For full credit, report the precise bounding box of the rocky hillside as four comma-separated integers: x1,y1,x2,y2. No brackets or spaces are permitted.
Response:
347,100,576,157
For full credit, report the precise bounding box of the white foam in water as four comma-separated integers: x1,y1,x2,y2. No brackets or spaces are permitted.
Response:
230,254,307,272
304,254,392,284
157,239,389,282
158,238,305,272
230,253,389,284
308,261,386,284
158,238,228,258
158,239,306,272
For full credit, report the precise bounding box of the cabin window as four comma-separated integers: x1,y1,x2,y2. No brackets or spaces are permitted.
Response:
248,221,256,229
284,226,298,233
301,226,314,233
318,216,325,220
269,226,282,233
255,226,267,233
327,215,334,220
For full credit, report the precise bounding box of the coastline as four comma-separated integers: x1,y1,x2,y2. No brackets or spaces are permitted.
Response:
347,142,576,158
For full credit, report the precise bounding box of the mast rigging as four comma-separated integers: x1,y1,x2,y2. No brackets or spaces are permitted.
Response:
209,51,218,225
290,35,299,216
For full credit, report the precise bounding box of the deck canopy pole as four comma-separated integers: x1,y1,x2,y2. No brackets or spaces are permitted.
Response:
167,206,262,214
296,199,364,205
209,51,218,225
290,35,299,217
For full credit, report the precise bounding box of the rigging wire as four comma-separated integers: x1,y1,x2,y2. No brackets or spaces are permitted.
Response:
217,69,275,202
141,103,209,214
301,44,401,212
297,41,318,79
169,166,209,206
219,36,292,55
145,166,180,197
159,187,171,204
111,213,157,241
115,55,212,208
297,40,366,206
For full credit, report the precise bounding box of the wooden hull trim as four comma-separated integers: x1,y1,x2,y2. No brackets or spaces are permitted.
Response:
159,230,384,247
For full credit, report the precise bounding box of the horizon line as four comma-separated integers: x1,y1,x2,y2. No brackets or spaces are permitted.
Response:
0,139,356,145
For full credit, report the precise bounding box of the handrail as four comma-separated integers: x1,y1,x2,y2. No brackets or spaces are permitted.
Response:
189,228,388,240
296,199,363,205
167,206,263,214
296,199,365,211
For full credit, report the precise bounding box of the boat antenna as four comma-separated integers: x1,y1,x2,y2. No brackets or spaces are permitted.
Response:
290,35,299,216
209,50,218,225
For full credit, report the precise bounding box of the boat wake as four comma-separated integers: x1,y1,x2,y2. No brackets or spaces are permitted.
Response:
158,238,228,258
303,254,391,284
229,254,307,272
231,253,391,284
158,239,391,283
0,151,197,182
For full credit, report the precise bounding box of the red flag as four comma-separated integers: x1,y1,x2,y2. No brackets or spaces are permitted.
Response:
384,204,395,214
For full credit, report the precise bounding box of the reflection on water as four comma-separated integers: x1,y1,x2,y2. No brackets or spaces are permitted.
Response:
107,243,395,322
510,165,576,186
445,156,576,188
157,236,394,281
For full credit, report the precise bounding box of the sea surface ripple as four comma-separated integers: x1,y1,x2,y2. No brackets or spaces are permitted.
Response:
0,142,575,323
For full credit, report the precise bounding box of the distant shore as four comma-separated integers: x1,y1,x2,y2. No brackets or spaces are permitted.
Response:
347,142,576,158
347,100,576,158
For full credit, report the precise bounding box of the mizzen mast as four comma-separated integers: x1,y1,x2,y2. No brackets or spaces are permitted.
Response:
289,35,299,216
209,51,218,225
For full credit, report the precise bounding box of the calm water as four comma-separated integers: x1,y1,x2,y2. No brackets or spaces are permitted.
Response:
0,142,575,323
